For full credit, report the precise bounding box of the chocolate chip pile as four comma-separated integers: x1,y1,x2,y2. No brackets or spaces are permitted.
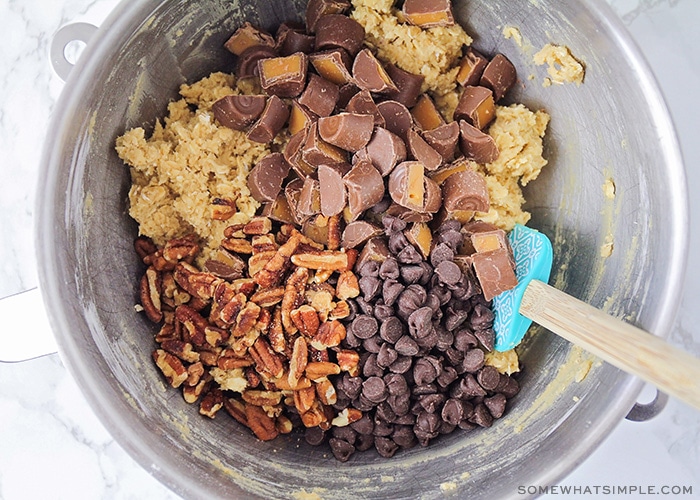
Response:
305,214,519,460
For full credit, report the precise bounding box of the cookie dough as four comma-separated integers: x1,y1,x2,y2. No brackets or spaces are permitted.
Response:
534,43,585,86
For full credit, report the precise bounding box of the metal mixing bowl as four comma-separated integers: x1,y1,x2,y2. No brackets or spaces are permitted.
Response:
36,0,688,498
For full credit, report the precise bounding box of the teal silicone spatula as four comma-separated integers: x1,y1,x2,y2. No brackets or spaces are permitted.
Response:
492,224,700,411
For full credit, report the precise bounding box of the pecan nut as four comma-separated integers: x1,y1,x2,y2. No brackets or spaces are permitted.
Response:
290,305,320,337
290,251,349,270
140,266,163,323
305,361,341,381
310,320,347,350
244,403,279,441
288,336,308,388
153,349,188,388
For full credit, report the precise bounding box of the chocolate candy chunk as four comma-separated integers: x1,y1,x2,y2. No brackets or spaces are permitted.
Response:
212,94,266,131
345,89,385,127
402,0,455,28
284,128,315,178
236,45,277,79
422,177,442,214
318,163,349,216
204,248,246,280
318,112,374,152
411,94,445,131
310,49,354,85
288,101,316,136
471,248,518,301
258,52,308,98
278,28,315,56
343,159,385,220
284,178,305,224
388,161,424,211
480,53,517,102
247,152,291,203
364,127,407,177
353,48,398,94
342,220,383,249
315,14,365,56
385,63,425,108
337,83,361,109
297,175,322,219
298,74,339,117
407,128,442,171
454,86,496,130
422,122,459,162
456,48,489,87
442,170,490,212
458,121,499,164
247,95,290,143
225,22,275,56
306,0,351,33
356,236,390,270
302,122,347,167
377,100,413,141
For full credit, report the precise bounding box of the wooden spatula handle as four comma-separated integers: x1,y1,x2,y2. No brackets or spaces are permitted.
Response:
520,279,700,411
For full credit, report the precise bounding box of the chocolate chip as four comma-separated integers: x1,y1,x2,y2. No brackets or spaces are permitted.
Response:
394,335,419,356
363,335,384,354
470,402,494,428
437,366,459,388
397,244,422,264
430,242,455,267
374,303,395,323
363,376,389,403
384,373,409,396
461,348,485,373
400,265,425,285
397,285,427,315
379,257,400,280
460,373,487,397
441,398,466,426
329,437,356,462
340,373,363,399
470,302,495,330
391,425,417,448
380,316,405,343
382,215,407,234
382,279,405,307
362,353,384,378
444,346,465,368
332,425,358,445
475,328,495,351
419,393,445,413
305,426,327,446
388,231,410,254
373,419,394,437
408,307,434,338
454,328,479,352
359,259,380,278
377,343,399,368
359,275,382,301
477,366,501,391
415,411,441,435
435,260,462,286
436,229,464,252
355,433,375,451
388,394,412,416
350,413,375,435
389,355,413,374
484,393,507,418
352,314,379,339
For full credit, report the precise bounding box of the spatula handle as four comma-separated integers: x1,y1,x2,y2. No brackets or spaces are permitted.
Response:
520,279,700,411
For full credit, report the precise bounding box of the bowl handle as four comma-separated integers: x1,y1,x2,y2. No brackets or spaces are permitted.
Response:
50,22,98,82
626,389,669,422
0,288,58,362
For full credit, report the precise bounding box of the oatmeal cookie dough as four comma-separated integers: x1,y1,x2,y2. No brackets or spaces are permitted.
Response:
477,104,550,231
534,43,585,86
116,72,273,256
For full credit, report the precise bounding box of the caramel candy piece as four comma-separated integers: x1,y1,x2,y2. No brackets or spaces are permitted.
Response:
428,158,471,185
288,101,317,136
225,22,275,56
453,86,496,130
385,63,425,108
342,220,383,249
306,0,352,33
352,48,398,94
471,228,509,253
343,159,385,220
459,120,499,164
422,176,442,213
248,152,291,203
407,128,443,171
404,222,432,258
388,161,425,211
298,175,322,219
315,14,365,56
402,0,455,28
212,94,266,131
363,127,407,176
355,236,390,270
310,49,354,85
480,54,517,102
298,74,339,117
345,90,385,127
471,248,518,301
284,128,316,178
422,121,459,162
377,100,413,141
284,178,305,224
261,194,296,224
337,83,361,109
237,45,277,79
442,169,490,213
456,48,489,87
411,94,445,131
318,164,350,217
302,214,331,246
247,95,290,143
278,27,316,56
258,52,308,98
318,112,375,152
302,122,348,167
385,203,433,223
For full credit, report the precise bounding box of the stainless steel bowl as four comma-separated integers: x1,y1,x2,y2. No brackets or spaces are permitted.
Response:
36,0,688,498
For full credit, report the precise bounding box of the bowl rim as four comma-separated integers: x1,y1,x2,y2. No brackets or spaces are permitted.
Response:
36,0,689,498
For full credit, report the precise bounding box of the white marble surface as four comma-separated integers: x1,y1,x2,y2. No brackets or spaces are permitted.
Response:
1,0,699,498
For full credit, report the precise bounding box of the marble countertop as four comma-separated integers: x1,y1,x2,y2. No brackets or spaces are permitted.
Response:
1,0,699,498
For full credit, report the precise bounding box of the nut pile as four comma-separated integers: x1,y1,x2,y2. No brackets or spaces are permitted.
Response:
138,215,369,441
305,215,519,460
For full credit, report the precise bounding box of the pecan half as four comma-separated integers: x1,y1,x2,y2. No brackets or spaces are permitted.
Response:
140,266,163,323
315,378,337,405
250,286,285,308
290,305,320,337
281,266,309,334
305,361,341,381
223,398,248,426
254,230,303,288
232,301,262,338
163,236,199,263
249,337,284,380
288,336,308,388
335,270,360,300
293,385,317,414
326,214,342,251
174,262,221,301
221,237,254,254
153,349,188,388
161,339,200,363
337,349,361,376
211,197,237,221
310,320,347,349
248,250,277,277
267,307,287,355
176,305,209,347
243,216,273,235
290,251,349,270
134,236,157,262
199,388,225,418
244,403,279,441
